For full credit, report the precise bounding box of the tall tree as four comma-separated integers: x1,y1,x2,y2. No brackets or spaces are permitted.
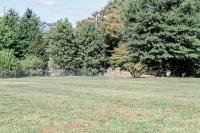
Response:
100,0,125,38
17,8,43,59
76,0,126,63
123,0,200,76
100,0,126,58
0,9,19,51
75,23,107,73
48,19,76,70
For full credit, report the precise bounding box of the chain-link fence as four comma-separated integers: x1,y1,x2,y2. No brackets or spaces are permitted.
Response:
0,69,104,78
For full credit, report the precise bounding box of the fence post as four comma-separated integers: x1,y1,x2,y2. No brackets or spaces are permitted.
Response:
46,70,48,77
29,70,31,77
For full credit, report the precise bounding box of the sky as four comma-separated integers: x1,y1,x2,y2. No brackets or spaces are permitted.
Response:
0,0,109,26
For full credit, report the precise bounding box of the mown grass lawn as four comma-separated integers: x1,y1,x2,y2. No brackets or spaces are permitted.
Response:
0,77,200,133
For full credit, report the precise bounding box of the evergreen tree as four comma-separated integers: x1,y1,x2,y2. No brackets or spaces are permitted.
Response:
0,9,19,52
123,0,200,76
76,0,126,63
75,23,107,73
17,8,44,59
48,19,76,70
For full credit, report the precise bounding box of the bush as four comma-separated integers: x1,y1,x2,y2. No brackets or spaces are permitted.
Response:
21,55,44,70
123,62,147,78
0,50,21,71
110,45,147,78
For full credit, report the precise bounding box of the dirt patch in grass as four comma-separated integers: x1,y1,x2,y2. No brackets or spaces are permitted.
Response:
39,127,57,133
176,98,194,102
123,113,137,120
38,119,100,132
69,119,100,131
96,111,112,121
176,105,193,110
95,105,120,121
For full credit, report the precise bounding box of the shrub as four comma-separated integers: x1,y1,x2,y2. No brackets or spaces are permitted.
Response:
21,55,44,70
110,45,147,78
0,49,21,71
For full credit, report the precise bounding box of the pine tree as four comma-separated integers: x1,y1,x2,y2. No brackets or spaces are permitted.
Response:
123,0,200,76
75,23,107,73
0,9,19,52
17,8,43,59
48,19,76,70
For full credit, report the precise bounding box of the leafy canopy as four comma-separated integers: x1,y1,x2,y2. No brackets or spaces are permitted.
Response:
0,49,21,71
48,19,76,70
75,23,107,72
123,0,200,76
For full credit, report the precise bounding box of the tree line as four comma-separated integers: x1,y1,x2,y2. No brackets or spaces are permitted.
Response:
0,0,200,77
0,8,106,73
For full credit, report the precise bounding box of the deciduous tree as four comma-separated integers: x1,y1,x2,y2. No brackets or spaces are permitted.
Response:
110,45,146,78
0,49,21,71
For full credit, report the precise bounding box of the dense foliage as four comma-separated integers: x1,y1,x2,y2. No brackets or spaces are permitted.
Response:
0,50,21,71
100,0,125,58
123,0,200,77
48,20,107,73
75,23,107,72
0,9,47,71
48,19,76,70
0,9,19,53
17,8,44,59
21,55,44,70
0,9,45,59
110,45,146,78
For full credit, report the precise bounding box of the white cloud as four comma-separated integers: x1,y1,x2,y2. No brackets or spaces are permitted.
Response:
33,0,59,6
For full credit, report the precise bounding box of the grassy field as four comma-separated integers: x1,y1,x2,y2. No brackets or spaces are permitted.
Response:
0,77,200,133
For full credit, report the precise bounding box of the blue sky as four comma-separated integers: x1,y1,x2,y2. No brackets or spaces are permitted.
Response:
0,0,109,25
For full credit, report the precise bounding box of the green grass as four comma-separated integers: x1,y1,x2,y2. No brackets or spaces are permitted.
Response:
0,77,200,133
